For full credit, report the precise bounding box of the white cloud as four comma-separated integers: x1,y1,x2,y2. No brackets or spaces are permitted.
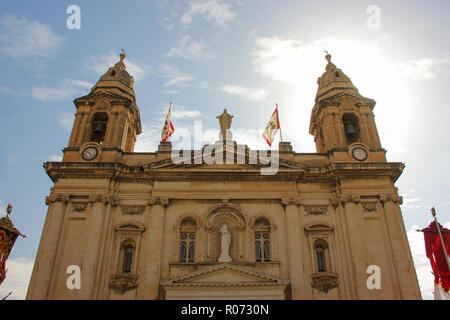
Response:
32,79,92,102
0,14,64,59
181,0,235,28
198,81,211,89
0,257,34,300
134,124,161,152
159,65,194,87
171,108,201,119
158,104,202,121
86,51,150,82
57,112,75,131
165,35,215,62
221,85,269,101
402,196,425,210
162,89,181,95
400,56,450,81
135,104,203,152
0,86,13,95
47,155,63,162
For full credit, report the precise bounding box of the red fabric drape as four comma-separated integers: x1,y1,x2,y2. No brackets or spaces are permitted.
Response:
422,221,450,292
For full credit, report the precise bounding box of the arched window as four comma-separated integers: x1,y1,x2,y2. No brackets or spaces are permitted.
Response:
90,112,108,143
314,240,330,273
122,243,135,273
179,218,196,263
254,218,271,262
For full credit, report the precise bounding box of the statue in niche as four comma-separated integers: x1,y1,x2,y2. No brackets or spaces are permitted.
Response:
218,224,232,262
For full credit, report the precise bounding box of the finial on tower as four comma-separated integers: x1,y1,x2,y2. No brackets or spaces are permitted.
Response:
323,50,336,71
324,50,331,63
114,49,127,70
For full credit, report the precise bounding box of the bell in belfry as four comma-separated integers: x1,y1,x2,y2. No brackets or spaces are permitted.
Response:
344,123,358,140
93,123,105,135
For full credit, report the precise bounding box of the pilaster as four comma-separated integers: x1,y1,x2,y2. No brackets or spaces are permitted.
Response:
142,197,169,299
281,197,305,299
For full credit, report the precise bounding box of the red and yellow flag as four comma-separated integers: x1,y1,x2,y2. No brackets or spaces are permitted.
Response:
421,209,450,299
161,103,175,142
262,105,280,147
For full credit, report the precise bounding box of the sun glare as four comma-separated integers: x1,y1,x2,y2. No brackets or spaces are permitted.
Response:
253,37,411,156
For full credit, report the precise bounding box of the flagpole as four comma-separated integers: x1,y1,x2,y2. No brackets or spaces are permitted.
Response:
276,103,283,142
431,207,450,272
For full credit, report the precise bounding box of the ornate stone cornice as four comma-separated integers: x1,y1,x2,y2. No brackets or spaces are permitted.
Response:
160,282,288,288
43,161,404,184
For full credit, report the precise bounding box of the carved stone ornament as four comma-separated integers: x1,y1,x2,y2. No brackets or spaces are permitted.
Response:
71,201,88,211
121,205,146,215
341,194,360,204
281,197,302,207
311,272,339,293
362,202,377,212
305,206,328,215
148,197,169,207
330,194,340,208
109,273,139,294
379,193,402,205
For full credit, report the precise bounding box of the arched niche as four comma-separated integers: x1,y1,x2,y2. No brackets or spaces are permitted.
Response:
204,204,247,262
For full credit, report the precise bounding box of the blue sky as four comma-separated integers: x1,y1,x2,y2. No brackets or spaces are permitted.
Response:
0,0,449,299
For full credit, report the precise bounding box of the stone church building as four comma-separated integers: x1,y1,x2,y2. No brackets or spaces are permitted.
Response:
26,52,421,300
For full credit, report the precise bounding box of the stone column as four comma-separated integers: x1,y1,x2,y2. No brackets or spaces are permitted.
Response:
380,193,421,299
330,194,355,299
27,194,69,299
281,197,306,299
81,195,108,299
142,197,168,299
341,194,371,299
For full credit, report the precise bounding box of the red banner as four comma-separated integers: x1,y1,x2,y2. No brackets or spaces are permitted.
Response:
422,221,450,292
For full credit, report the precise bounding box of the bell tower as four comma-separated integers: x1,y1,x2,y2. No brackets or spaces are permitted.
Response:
63,51,142,162
309,53,385,162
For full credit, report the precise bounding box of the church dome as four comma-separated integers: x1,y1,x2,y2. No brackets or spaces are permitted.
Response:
315,53,359,102
91,51,136,102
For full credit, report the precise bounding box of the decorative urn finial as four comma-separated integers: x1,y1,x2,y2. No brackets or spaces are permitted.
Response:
114,49,127,70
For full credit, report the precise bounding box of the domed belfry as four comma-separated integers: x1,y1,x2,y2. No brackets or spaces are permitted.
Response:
310,53,383,161
65,51,142,157
27,52,421,300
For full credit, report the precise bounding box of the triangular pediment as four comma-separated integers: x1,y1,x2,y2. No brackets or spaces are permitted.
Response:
144,151,305,171
164,263,285,286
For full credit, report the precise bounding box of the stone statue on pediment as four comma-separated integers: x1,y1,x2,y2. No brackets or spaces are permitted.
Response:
217,109,233,141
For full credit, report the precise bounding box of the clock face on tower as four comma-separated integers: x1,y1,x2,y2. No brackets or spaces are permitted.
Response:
351,147,368,161
82,147,98,161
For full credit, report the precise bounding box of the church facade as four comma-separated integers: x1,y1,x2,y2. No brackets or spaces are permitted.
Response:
26,52,421,300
